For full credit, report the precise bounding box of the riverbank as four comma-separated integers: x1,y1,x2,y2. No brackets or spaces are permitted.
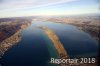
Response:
0,24,29,58
0,29,21,58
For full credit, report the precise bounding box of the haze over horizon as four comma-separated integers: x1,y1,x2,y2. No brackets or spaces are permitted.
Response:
0,0,99,18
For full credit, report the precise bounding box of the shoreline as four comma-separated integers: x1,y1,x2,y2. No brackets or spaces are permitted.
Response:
0,29,21,58
0,24,29,58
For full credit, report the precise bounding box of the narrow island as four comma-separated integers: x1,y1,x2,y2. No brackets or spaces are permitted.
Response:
38,26,69,66
38,26,97,66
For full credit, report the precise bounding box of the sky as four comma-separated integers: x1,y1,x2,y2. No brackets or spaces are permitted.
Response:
0,0,99,18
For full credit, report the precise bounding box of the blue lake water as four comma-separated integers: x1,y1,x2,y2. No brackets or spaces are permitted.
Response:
0,21,98,66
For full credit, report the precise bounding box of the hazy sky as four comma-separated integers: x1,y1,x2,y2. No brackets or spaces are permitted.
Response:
0,0,99,18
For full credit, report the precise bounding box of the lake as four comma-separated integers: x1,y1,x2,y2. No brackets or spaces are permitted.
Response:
0,21,98,66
